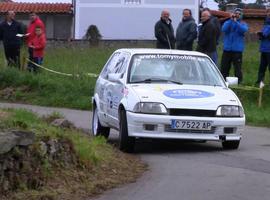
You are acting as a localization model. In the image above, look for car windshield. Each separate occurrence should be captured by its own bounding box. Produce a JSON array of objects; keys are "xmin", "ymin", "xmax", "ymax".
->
[{"xmin": 128, "ymin": 54, "xmax": 225, "ymax": 87}]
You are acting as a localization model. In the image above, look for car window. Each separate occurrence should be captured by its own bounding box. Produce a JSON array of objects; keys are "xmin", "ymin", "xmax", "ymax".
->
[
  {"xmin": 128, "ymin": 54, "xmax": 225, "ymax": 87},
  {"xmin": 100, "ymin": 52, "xmax": 121, "ymax": 79},
  {"xmin": 116, "ymin": 52, "xmax": 130, "ymax": 74}
]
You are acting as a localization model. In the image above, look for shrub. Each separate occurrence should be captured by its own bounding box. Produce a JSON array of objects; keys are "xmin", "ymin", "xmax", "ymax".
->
[{"xmin": 85, "ymin": 25, "xmax": 102, "ymax": 46}]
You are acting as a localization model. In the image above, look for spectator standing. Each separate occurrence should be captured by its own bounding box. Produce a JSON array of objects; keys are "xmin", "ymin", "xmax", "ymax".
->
[
  {"xmin": 197, "ymin": 10, "xmax": 217, "ymax": 60},
  {"xmin": 220, "ymin": 8, "xmax": 248, "ymax": 84},
  {"xmin": 27, "ymin": 12, "xmax": 45, "ymax": 71},
  {"xmin": 155, "ymin": 9, "xmax": 175, "ymax": 49},
  {"xmin": 255, "ymin": 10, "xmax": 270, "ymax": 86},
  {"xmin": 202, "ymin": 8, "xmax": 221, "ymax": 65},
  {"xmin": 29, "ymin": 26, "xmax": 46, "ymax": 73},
  {"xmin": 176, "ymin": 9, "xmax": 197, "ymax": 51},
  {"xmin": 0, "ymin": 11, "xmax": 23, "ymax": 68}
]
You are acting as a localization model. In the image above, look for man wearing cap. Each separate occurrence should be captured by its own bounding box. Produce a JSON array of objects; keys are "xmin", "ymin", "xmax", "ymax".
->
[
  {"xmin": 220, "ymin": 8, "xmax": 248, "ymax": 84},
  {"xmin": 154, "ymin": 9, "xmax": 175, "ymax": 49}
]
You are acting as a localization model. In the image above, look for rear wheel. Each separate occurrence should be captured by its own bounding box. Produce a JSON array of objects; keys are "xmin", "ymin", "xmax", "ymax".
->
[
  {"xmin": 119, "ymin": 109, "xmax": 135, "ymax": 153},
  {"xmin": 222, "ymin": 140, "xmax": 240, "ymax": 150},
  {"xmin": 92, "ymin": 104, "xmax": 110, "ymax": 139}
]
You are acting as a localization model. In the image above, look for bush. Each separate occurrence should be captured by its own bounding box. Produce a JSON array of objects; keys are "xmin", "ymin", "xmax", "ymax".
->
[{"xmin": 85, "ymin": 25, "xmax": 102, "ymax": 46}]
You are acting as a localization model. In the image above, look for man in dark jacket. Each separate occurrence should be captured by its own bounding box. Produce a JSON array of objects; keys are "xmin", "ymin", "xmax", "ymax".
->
[
  {"xmin": 197, "ymin": 10, "xmax": 217, "ymax": 60},
  {"xmin": 176, "ymin": 9, "xmax": 197, "ymax": 51},
  {"xmin": 220, "ymin": 8, "xmax": 248, "ymax": 84},
  {"xmin": 202, "ymin": 8, "xmax": 221, "ymax": 64},
  {"xmin": 0, "ymin": 11, "xmax": 23, "ymax": 68},
  {"xmin": 255, "ymin": 10, "xmax": 270, "ymax": 86},
  {"xmin": 155, "ymin": 9, "xmax": 175, "ymax": 49}
]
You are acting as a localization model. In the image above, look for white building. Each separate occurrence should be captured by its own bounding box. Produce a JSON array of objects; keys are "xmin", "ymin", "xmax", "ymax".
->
[{"xmin": 74, "ymin": 0, "xmax": 199, "ymax": 40}]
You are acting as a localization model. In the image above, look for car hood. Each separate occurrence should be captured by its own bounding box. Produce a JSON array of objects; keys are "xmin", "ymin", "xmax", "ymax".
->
[{"xmin": 130, "ymin": 84, "xmax": 239, "ymax": 110}]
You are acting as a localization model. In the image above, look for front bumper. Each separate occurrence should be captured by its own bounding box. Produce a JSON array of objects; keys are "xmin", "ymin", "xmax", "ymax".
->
[{"xmin": 126, "ymin": 111, "xmax": 245, "ymax": 141}]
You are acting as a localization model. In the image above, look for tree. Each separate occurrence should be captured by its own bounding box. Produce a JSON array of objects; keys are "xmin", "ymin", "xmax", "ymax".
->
[
  {"xmin": 243, "ymin": 0, "xmax": 267, "ymax": 9},
  {"xmin": 214, "ymin": 0, "xmax": 242, "ymax": 11},
  {"xmin": 256, "ymin": 0, "xmax": 267, "ymax": 5},
  {"xmin": 200, "ymin": 0, "xmax": 208, "ymax": 8},
  {"xmin": 255, "ymin": 0, "xmax": 270, "ymax": 7},
  {"xmin": 84, "ymin": 25, "xmax": 102, "ymax": 46}
]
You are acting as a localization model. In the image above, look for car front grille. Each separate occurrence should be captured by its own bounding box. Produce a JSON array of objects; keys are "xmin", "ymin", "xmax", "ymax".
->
[
  {"xmin": 168, "ymin": 109, "xmax": 216, "ymax": 117},
  {"xmin": 164, "ymin": 125, "xmax": 216, "ymax": 134}
]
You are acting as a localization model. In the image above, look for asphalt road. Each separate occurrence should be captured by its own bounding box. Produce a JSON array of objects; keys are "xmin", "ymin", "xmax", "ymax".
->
[{"xmin": 1, "ymin": 103, "xmax": 270, "ymax": 200}]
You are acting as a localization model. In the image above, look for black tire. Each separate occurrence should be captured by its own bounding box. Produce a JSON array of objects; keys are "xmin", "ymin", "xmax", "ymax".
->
[
  {"xmin": 222, "ymin": 140, "xmax": 240, "ymax": 150},
  {"xmin": 92, "ymin": 104, "xmax": 110, "ymax": 139},
  {"xmin": 119, "ymin": 109, "xmax": 135, "ymax": 153}
]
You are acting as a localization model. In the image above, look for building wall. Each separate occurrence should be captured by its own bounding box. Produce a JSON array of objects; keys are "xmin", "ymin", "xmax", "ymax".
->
[{"xmin": 75, "ymin": 0, "xmax": 199, "ymax": 40}]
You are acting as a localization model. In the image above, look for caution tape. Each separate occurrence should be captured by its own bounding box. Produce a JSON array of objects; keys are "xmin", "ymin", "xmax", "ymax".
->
[
  {"xmin": 25, "ymin": 59, "xmax": 269, "ymax": 91},
  {"xmin": 26, "ymin": 58, "xmax": 99, "ymax": 78}
]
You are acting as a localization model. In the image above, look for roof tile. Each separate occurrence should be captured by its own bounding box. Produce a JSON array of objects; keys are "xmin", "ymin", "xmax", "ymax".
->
[{"xmin": 0, "ymin": 2, "xmax": 72, "ymax": 14}]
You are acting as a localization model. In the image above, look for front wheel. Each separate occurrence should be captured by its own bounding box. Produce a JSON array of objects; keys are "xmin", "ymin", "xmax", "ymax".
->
[
  {"xmin": 222, "ymin": 140, "xmax": 240, "ymax": 150},
  {"xmin": 92, "ymin": 104, "xmax": 110, "ymax": 139},
  {"xmin": 119, "ymin": 109, "xmax": 135, "ymax": 153}
]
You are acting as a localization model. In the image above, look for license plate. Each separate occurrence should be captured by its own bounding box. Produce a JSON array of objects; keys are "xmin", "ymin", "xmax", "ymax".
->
[{"xmin": 171, "ymin": 120, "xmax": 212, "ymax": 130}]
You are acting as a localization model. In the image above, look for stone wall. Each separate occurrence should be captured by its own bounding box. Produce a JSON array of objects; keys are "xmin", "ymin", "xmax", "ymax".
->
[{"xmin": 0, "ymin": 130, "xmax": 77, "ymax": 194}]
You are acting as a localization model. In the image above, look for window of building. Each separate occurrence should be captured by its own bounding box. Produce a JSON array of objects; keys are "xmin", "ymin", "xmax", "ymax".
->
[{"xmin": 124, "ymin": 0, "xmax": 141, "ymax": 4}]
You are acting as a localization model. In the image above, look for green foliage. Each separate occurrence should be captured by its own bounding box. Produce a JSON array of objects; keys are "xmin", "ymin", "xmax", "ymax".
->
[
  {"xmin": 0, "ymin": 47, "xmax": 115, "ymax": 110},
  {"xmin": 85, "ymin": 25, "xmax": 102, "ymax": 46},
  {"xmin": 214, "ymin": 0, "xmax": 242, "ymax": 10},
  {"xmin": 0, "ymin": 108, "xmax": 42, "ymax": 130},
  {"xmin": 0, "ymin": 108, "xmax": 111, "ymax": 165},
  {"xmin": 67, "ymin": 134, "xmax": 112, "ymax": 166},
  {"xmin": 232, "ymin": 86, "xmax": 270, "ymax": 127}
]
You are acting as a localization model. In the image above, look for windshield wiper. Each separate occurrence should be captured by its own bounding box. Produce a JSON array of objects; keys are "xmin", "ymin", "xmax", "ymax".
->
[{"xmin": 132, "ymin": 78, "xmax": 182, "ymax": 85}]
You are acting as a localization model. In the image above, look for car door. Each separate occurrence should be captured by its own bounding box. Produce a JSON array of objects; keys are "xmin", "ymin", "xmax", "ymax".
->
[
  {"xmin": 97, "ymin": 52, "xmax": 121, "ymax": 125},
  {"xmin": 105, "ymin": 52, "xmax": 130, "ymax": 129}
]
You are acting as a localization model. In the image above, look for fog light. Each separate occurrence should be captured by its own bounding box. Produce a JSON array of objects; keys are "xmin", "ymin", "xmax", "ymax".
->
[
  {"xmin": 224, "ymin": 127, "xmax": 235, "ymax": 134},
  {"xmin": 144, "ymin": 124, "xmax": 156, "ymax": 131}
]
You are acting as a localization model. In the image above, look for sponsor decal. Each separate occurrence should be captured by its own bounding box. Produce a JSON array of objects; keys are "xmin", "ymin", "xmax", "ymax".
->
[
  {"xmin": 137, "ymin": 54, "xmax": 196, "ymax": 60},
  {"xmin": 163, "ymin": 89, "xmax": 214, "ymax": 99}
]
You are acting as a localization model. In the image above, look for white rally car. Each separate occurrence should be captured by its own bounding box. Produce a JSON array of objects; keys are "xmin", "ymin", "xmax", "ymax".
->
[{"xmin": 92, "ymin": 49, "xmax": 245, "ymax": 152}]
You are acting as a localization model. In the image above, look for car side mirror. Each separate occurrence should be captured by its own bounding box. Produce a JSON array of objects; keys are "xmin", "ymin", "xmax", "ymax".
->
[
  {"xmin": 226, "ymin": 77, "xmax": 238, "ymax": 86},
  {"xmin": 108, "ymin": 73, "xmax": 123, "ymax": 83}
]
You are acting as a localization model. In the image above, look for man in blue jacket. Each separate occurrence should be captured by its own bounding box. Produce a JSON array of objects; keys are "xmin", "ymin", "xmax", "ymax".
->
[
  {"xmin": 255, "ymin": 10, "xmax": 270, "ymax": 86},
  {"xmin": 220, "ymin": 8, "xmax": 248, "ymax": 84}
]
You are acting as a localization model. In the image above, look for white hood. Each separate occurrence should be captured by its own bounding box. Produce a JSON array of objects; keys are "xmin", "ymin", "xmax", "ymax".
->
[{"xmin": 130, "ymin": 84, "xmax": 239, "ymax": 110}]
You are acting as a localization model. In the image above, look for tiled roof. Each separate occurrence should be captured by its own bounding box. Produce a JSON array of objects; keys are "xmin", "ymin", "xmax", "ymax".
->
[
  {"xmin": 211, "ymin": 9, "xmax": 267, "ymax": 20},
  {"xmin": 0, "ymin": 2, "xmax": 72, "ymax": 14},
  {"xmin": 210, "ymin": 10, "xmax": 231, "ymax": 21},
  {"xmin": 243, "ymin": 9, "xmax": 267, "ymax": 18}
]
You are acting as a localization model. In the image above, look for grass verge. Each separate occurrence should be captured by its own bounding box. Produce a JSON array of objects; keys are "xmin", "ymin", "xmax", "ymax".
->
[{"xmin": 0, "ymin": 44, "xmax": 270, "ymax": 126}]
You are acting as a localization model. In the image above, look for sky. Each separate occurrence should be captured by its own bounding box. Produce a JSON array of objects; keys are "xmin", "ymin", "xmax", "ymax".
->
[{"xmin": 13, "ymin": 0, "xmax": 257, "ymax": 9}]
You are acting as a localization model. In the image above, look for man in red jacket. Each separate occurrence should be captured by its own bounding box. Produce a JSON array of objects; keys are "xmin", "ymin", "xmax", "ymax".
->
[
  {"xmin": 27, "ymin": 12, "xmax": 45, "ymax": 71},
  {"xmin": 29, "ymin": 26, "xmax": 46, "ymax": 73}
]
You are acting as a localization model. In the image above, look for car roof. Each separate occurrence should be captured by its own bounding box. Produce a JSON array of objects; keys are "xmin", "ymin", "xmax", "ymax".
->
[{"xmin": 116, "ymin": 48, "xmax": 209, "ymax": 57}]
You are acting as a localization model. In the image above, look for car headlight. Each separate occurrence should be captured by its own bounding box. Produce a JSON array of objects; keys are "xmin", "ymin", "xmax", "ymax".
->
[
  {"xmin": 133, "ymin": 102, "xmax": 168, "ymax": 115},
  {"xmin": 216, "ymin": 105, "xmax": 244, "ymax": 117}
]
